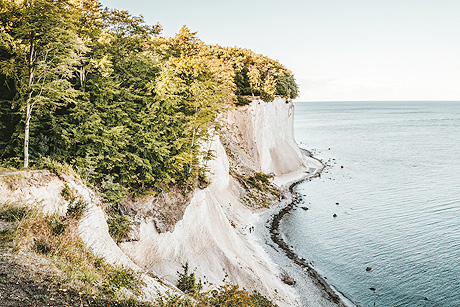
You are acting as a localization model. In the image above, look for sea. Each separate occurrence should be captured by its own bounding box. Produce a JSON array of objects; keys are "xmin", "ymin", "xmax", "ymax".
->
[{"xmin": 281, "ymin": 101, "xmax": 460, "ymax": 307}]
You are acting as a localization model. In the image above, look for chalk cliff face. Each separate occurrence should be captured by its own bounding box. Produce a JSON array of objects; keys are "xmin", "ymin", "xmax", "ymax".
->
[
  {"xmin": 225, "ymin": 97, "xmax": 307, "ymax": 176},
  {"xmin": 117, "ymin": 97, "xmax": 320, "ymax": 306},
  {"xmin": 0, "ymin": 97, "xmax": 321, "ymax": 306}
]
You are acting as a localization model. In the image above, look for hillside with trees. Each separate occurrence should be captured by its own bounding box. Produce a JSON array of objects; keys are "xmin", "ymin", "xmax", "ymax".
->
[{"xmin": 0, "ymin": 0, "xmax": 298, "ymax": 195}]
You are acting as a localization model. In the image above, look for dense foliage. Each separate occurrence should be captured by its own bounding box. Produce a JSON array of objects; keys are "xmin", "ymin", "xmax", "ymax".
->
[{"xmin": 0, "ymin": 0, "xmax": 298, "ymax": 193}]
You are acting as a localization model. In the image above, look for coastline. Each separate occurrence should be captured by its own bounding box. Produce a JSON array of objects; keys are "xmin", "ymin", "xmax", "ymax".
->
[{"xmin": 255, "ymin": 155, "xmax": 355, "ymax": 307}]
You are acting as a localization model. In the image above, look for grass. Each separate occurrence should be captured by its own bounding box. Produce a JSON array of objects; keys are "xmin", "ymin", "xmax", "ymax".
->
[
  {"xmin": 26, "ymin": 157, "xmax": 81, "ymax": 178},
  {"xmin": 0, "ymin": 202, "xmax": 28, "ymax": 222},
  {"xmin": 0, "ymin": 172, "xmax": 28, "ymax": 190},
  {"xmin": 0, "ymin": 199, "xmax": 143, "ymax": 301},
  {"xmin": 102, "ymin": 267, "xmax": 143, "ymax": 296}
]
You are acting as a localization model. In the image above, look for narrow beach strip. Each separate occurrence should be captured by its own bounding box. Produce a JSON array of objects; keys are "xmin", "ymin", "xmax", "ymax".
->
[{"xmin": 266, "ymin": 158, "xmax": 354, "ymax": 306}]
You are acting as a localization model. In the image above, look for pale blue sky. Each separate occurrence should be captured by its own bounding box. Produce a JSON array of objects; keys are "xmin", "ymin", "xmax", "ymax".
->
[{"xmin": 101, "ymin": 0, "xmax": 460, "ymax": 101}]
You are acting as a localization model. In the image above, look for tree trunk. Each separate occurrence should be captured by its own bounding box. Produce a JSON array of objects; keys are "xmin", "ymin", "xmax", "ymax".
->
[
  {"xmin": 24, "ymin": 39, "xmax": 35, "ymax": 168},
  {"xmin": 23, "ymin": 103, "xmax": 31, "ymax": 168},
  {"xmin": 188, "ymin": 105, "xmax": 199, "ymax": 174},
  {"xmin": 79, "ymin": 65, "xmax": 86, "ymax": 92}
]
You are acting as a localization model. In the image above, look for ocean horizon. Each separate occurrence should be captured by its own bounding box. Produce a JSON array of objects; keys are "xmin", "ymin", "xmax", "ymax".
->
[{"xmin": 283, "ymin": 101, "xmax": 460, "ymax": 306}]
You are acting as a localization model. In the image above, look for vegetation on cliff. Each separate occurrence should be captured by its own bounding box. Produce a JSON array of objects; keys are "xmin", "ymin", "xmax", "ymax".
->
[
  {"xmin": 0, "ymin": 0, "xmax": 298, "ymax": 195},
  {"xmin": 0, "ymin": 176, "xmax": 278, "ymax": 306}
]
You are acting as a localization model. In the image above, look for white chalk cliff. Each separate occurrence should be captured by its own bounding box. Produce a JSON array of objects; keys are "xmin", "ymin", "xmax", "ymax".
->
[{"xmin": 116, "ymin": 97, "xmax": 321, "ymax": 305}]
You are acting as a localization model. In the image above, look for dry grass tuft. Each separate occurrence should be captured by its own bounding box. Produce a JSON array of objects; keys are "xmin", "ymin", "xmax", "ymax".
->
[{"xmin": 0, "ymin": 200, "xmax": 143, "ymax": 300}]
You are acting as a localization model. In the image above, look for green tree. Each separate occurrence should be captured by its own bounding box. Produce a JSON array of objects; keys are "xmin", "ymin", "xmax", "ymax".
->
[
  {"xmin": 154, "ymin": 28, "xmax": 234, "ymax": 186},
  {"xmin": 0, "ymin": 0, "xmax": 84, "ymax": 168}
]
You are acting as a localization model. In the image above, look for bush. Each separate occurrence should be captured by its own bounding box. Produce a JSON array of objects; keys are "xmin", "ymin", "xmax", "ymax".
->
[
  {"xmin": 235, "ymin": 95, "xmax": 251, "ymax": 106},
  {"xmin": 102, "ymin": 267, "xmax": 142, "ymax": 296},
  {"xmin": 35, "ymin": 157, "xmax": 78, "ymax": 177},
  {"xmin": 155, "ymin": 292, "xmax": 194, "ymax": 307},
  {"xmin": 206, "ymin": 283, "xmax": 253, "ymax": 306},
  {"xmin": 177, "ymin": 263, "xmax": 202, "ymax": 295},
  {"xmin": 49, "ymin": 214, "xmax": 68, "ymax": 236},
  {"xmin": 174, "ymin": 263, "xmax": 278, "ymax": 306},
  {"xmin": 60, "ymin": 183, "xmax": 74, "ymax": 201},
  {"xmin": 247, "ymin": 172, "xmax": 272, "ymax": 190},
  {"xmin": 66, "ymin": 198, "xmax": 88, "ymax": 220},
  {"xmin": 250, "ymin": 291, "xmax": 278, "ymax": 307},
  {"xmin": 101, "ymin": 175, "xmax": 128, "ymax": 204},
  {"xmin": 34, "ymin": 238, "xmax": 53, "ymax": 254},
  {"xmin": 107, "ymin": 212, "xmax": 131, "ymax": 242},
  {"xmin": 0, "ymin": 157, "xmax": 22, "ymax": 169}
]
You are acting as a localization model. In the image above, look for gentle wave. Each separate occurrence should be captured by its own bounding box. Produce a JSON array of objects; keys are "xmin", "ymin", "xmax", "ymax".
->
[{"xmin": 283, "ymin": 101, "xmax": 460, "ymax": 307}]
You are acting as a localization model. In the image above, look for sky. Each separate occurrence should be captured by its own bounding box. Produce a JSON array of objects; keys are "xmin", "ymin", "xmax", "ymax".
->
[{"xmin": 100, "ymin": 0, "xmax": 460, "ymax": 102}]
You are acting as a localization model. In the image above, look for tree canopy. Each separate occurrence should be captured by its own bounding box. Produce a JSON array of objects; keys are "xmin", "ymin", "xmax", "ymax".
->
[{"xmin": 0, "ymin": 0, "xmax": 299, "ymax": 193}]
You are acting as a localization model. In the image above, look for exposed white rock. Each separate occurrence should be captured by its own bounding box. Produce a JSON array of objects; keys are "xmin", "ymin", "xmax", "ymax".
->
[
  {"xmin": 226, "ymin": 97, "xmax": 310, "ymax": 176},
  {"xmin": 119, "ymin": 97, "xmax": 323, "ymax": 306},
  {"xmin": 120, "ymin": 132, "xmax": 301, "ymax": 305}
]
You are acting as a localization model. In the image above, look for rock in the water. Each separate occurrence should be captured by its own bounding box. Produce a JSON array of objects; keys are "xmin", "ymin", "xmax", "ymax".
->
[
  {"xmin": 366, "ymin": 267, "xmax": 372, "ymax": 271},
  {"xmin": 281, "ymin": 273, "xmax": 296, "ymax": 286}
]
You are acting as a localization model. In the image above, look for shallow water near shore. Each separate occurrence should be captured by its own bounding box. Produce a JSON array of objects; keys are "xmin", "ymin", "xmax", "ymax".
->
[{"xmin": 281, "ymin": 101, "xmax": 460, "ymax": 306}]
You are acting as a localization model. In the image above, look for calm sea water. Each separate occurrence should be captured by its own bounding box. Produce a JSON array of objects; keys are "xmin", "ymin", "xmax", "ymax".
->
[{"xmin": 281, "ymin": 101, "xmax": 460, "ymax": 307}]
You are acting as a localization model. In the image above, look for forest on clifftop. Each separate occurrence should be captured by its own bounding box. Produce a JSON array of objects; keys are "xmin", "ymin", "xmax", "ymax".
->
[{"xmin": 0, "ymin": 0, "xmax": 298, "ymax": 195}]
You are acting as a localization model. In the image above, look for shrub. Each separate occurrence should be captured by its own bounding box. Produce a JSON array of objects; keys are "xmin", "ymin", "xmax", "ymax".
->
[
  {"xmin": 49, "ymin": 214, "xmax": 68, "ymax": 236},
  {"xmin": 33, "ymin": 238, "xmax": 53, "ymax": 254},
  {"xmin": 0, "ymin": 157, "xmax": 22, "ymax": 169},
  {"xmin": 155, "ymin": 292, "xmax": 194, "ymax": 307},
  {"xmin": 250, "ymin": 291, "xmax": 278, "ymax": 307},
  {"xmin": 177, "ymin": 263, "xmax": 202, "ymax": 295},
  {"xmin": 101, "ymin": 175, "xmax": 128, "ymax": 204},
  {"xmin": 102, "ymin": 267, "xmax": 142, "ymax": 296},
  {"xmin": 66, "ymin": 198, "xmax": 88, "ymax": 220},
  {"xmin": 206, "ymin": 283, "xmax": 253, "ymax": 307},
  {"xmin": 235, "ymin": 95, "xmax": 251, "ymax": 106},
  {"xmin": 107, "ymin": 212, "xmax": 131, "ymax": 242},
  {"xmin": 35, "ymin": 157, "xmax": 78, "ymax": 177},
  {"xmin": 60, "ymin": 183, "xmax": 74, "ymax": 201},
  {"xmin": 247, "ymin": 172, "xmax": 272, "ymax": 190}
]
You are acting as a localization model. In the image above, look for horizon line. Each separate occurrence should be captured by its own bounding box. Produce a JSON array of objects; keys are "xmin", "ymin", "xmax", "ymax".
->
[{"xmin": 294, "ymin": 100, "xmax": 460, "ymax": 103}]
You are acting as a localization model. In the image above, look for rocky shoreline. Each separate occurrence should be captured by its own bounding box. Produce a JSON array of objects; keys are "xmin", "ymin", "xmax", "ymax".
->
[{"xmin": 268, "ymin": 162, "xmax": 352, "ymax": 307}]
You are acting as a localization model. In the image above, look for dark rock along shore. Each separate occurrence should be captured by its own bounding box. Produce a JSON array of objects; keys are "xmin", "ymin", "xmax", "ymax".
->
[{"xmin": 268, "ymin": 168, "xmax": 349, "ymax": 307}]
